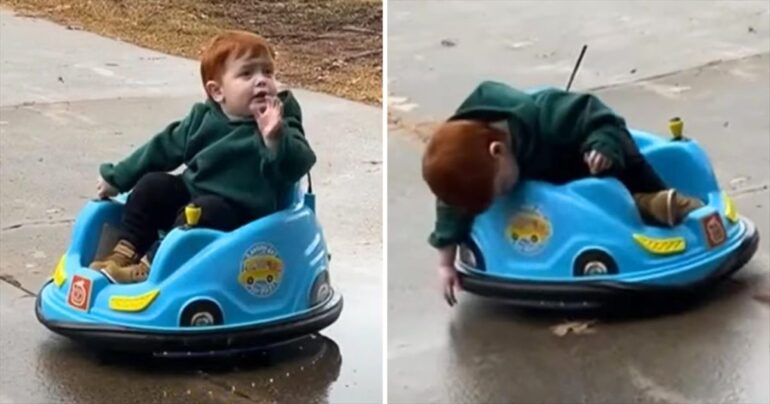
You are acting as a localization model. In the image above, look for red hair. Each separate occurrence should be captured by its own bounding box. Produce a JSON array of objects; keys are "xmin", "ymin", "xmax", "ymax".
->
[
  {"xmin": 422, "ymin": 120, "xmax": 506, "ymax": 214},
  {"xmin": 200, "ymin": 30, "xmax": 275, "ymax": 88}
]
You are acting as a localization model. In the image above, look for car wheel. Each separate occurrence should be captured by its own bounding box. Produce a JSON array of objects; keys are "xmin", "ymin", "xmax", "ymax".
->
[
  {"xmin": 180, "ymin": 300, "xmax": 223, "ymax": 327},
  {"xmin": 267, "ymin": 275, "xmax": 274, "ymax": 283},
  {"xmin": 530, "ymin": 234, "xmax": 539, "ymax": 243},
  {"xmin": 310, "ymin": 271, "xmax": 332, "ymax": 306},
  {"xmin": 573, "ymin": 249, "xmax": 618, "ymax": 276},
  {"xmin": 246, "ymin": 276, "xmax": 254, "ymax": 285}
]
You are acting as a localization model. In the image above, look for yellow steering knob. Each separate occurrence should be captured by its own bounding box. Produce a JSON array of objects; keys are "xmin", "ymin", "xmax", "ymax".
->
[
  {"xmin": 185, "ymin": 204, "xmax": 201, "ymax": 226},
  {"xmin": 669, "ymin": 117, "xmax": 683, "ymax": 140}
]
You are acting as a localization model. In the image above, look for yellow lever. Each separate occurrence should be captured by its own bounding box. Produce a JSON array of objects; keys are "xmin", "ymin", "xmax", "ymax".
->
[
  {"xmin": 185, "ymin": 204, "xmax": 201, "ymax": 227},
  {"xmin": 669, "ymin": 117, "xmax": 683, "ymax": 140}
]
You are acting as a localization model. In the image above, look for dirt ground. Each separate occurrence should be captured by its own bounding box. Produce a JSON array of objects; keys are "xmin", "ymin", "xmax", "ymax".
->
[{"xmin": 0, "ymin": 0, "xmax": 382, "ymax": 104}]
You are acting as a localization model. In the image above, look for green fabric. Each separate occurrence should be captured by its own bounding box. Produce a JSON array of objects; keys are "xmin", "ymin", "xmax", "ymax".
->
[
  {"xmin": 428, "ymin": 80, "xmax": 630, "ymax": 248},
  {"xmin": 100, "ymin": 90, "xmax": 316, "ymax": 219}
]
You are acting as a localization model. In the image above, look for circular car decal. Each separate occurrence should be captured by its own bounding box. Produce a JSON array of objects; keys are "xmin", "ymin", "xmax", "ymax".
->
[
  {"xmin": 239, "ymin": 243, "xmax": 284, "ymax": 297},
  {"xmin": 506, "ymin": 206, "xmax": 552, "ymax": 255}
]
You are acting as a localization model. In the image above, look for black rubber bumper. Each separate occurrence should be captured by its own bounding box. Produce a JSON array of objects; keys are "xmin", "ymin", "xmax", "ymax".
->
[
  {"xmin": 35, "ymin": 289, "xmax": 343, "ymax": 354},
  {"xmin": 458, "ymin": 218, "xmax": 760, "ymax": 309}
]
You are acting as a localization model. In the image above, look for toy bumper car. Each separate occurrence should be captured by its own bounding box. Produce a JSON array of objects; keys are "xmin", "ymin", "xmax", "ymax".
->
[
  {"xmin": 456, "ymin": 120, "xmax": 760, "ymax": 309},
  {"xmin": 35, "ymin": 179, "xmax": 342, "ymax": 353}
]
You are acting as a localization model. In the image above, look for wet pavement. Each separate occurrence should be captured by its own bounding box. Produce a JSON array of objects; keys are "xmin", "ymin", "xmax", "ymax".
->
[
  {"xmin": 388, "ymin": 2, "xmax": 770, "ymax": 403},
  {"xmin": 0, "ymin": 8, "xmax": 381, "ymax": 404}
]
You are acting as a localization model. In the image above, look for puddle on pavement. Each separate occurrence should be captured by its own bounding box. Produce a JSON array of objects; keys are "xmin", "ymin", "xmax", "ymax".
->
[
  {"xmin": 36, "ymin": 334, "xmax": 342, "ymax": 403},
  {"xmin": 25, "ymin": 278, "xmax": 381, "ymax": 403}
]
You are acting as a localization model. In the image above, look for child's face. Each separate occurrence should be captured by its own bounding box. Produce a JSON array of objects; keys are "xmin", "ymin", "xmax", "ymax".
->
[
  {"xmin": 490, "ymin": 140, "xmax": 519, "ymax": 197},
  {"xmin": 206, "ymin": 52, "xmax": 278, "ymax": 119}
]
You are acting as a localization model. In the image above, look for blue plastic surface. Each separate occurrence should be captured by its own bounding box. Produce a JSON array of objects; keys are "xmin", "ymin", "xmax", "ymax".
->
[
  {"xmin": 461, "ymin": 127, "xmax": 750, "ymax": 287},
  {"xmin": 38, "ymin": 183, "xmax": 334, "ymax": 332}
]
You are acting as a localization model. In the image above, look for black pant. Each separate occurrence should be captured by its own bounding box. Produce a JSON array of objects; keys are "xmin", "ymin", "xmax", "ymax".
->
[
  {"xmin": 120, "ymin": 172, "xmax": 249, "ymax": 260},
  {"xmin": 613, "ymin": 130, "xmax": 668, "ymax": 194},
  {"xmin": 551, "ymin": 130, "xmax": 668, "ymax": 194}
]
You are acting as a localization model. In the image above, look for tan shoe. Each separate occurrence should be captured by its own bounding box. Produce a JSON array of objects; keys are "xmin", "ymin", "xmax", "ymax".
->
[
  {"xmin": 674, "ymin": 191, "xmax": 706, "ymax": 221},
  {"xmin": 101, "ymin": 255, "xmax": 151, "ymax": 284},
  {"xmin": 89, "ymin": 240, "xmax": 139, "ymax": 273},
  {"xmin": 634, "ymin": 189, "xmax": 704, "ymax": 227}
]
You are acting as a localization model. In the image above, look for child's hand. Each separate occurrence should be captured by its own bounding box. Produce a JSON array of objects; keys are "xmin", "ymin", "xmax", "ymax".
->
[
  {"xmin": 438, "ymin": 263, "xmax": 461, "ymax": 306},
  {"xmin": 96, "ymin": 176, "xmax": 118, "ymax": 199},
  {"xmin": 584, "ymin": 150, "xmax": 612, "ymax": 174},
  {"xmin": 253, "ymin": 96, "xmax": 283, "ymax": 145}
]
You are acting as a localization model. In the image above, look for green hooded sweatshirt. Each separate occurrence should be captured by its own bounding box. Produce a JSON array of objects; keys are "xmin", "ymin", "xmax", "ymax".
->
[
  {"xmin": 100, "ymin": 90, "xmax": 316, "ymax": 219},
  {"xmin": 429, "ymin": 80, "xmax": 631, "ymax": 248}
]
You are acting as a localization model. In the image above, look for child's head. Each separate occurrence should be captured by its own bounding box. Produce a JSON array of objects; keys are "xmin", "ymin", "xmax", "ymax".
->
[
  {"xmin": 422, "ymin": 120, "xmax": 519, "ymax": 214},
  {"xmin": 200, "ymin": 30, "xmax": 278, "ymax": 119}
]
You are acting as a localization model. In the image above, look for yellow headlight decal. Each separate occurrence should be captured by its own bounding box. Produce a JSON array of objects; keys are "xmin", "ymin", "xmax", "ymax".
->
[
  {"xmin": 633, "ymin": 234, "xmax": 686, "ymax": 255},
  {"xmin": 109, "ymin": 289, "xmax": 160, "ymax": 312},
  {"xmin": 723, "ymin": 192, "xmax": 738, "ymax": 223},
  {"xmin": 52, "ymin": 255, "xmax": 67, "ymax": 288}
]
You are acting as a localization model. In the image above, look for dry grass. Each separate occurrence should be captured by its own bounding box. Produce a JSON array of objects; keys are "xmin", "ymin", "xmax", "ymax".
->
[{"xmin": 1, "ymin": 0, "xmax": 382, "ymax": 104}]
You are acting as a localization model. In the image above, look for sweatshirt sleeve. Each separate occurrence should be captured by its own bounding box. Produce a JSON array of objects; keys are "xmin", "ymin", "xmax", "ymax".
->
[
  {"xmin": 536, "ymin": 90, "xmax": 628, "ymax": 171},
  {"xmin": 261, "ymin": 91, "xmax": 317, "ymax": 185},
  {"xmin": 428, "ymin": 199, "xmax": 475, "ymax": 248},
  {"xmin": 99, "ymin": 104, "xmax": 203, "ymax": 192}
]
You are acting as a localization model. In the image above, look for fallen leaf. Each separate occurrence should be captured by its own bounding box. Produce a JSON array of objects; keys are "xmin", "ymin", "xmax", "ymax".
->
[
  {"xmin": 748, "ymin": 26, "xmax": 756, "ymax": 33},
  {"xmin": 550, "ymin": 320, "xmax": 597, "ymax": 336},
  {"xmin": 440, "ymin": 39, "xmax": 457, "ymax": 47}
]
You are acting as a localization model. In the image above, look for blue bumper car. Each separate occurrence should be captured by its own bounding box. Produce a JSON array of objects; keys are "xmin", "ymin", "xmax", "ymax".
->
[
  {"xmin": 35, "ymin": 177, "xmax": 342, "ymax": 353},
  {"xmin": 456, "ymin": 120, "xmax": 760, "ymax": 309}
]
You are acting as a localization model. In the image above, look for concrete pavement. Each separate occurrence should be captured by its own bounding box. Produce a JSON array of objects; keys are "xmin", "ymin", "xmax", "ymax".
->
[
  {"xmin": 388, "ymin": 1, "xmax": 770, "ymax": 403},
  {"xmin": 388, "ymin": 0, "xmax": 770, "ymax": 119},
  {"xmin": 0, "ymin": 8, "xmax": 382, "ymax": 404}
]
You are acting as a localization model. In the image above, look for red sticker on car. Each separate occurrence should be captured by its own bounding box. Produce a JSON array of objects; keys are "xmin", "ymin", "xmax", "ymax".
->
[
  {"xmin": 702, "ymin": 213, "xmax": 726, "ymax": 248},
  {"xmin": 67, "ymin": 275, "xmax": 92, "ymax": 312}
]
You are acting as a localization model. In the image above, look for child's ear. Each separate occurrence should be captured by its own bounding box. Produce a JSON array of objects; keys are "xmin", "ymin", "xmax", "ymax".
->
[
  {"xmin": 205, "ymin": 80, "xmax": 225, "ymax": 103},
  {"xmin": 489, "ymin": 141, "xmax": 505, "ymax": 158}
]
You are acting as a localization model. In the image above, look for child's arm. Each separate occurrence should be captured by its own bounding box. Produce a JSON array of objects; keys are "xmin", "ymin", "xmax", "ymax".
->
[
  {"xmin": 257, "ymin": 91, "xmax": 316, "ymax": 185},
  {"xmin": 437, "ymin": 244, "xmax": 460, "ymax": 306},
  {"xmin": 428, "ymin": 199, "xmax": 474, "ymax": 248},
  {"xmin": 430, "ymin": 199, "xmax": 474, "ymax": 307},
  {"xmin": 99, "ymin": 105, "xmax": 203, "ymax": 192},
  {"xmin": 535, "ymin": 90, "xmax": 628, "ymax": 172}
]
